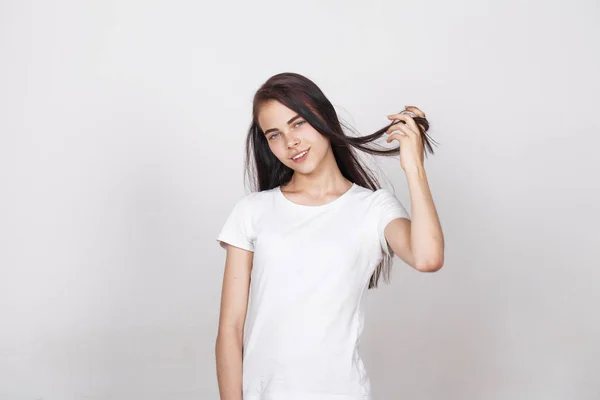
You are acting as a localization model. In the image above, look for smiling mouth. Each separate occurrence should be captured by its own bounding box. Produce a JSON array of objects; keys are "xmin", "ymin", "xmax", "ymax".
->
[{"xmin": 291, "ymin": 149, "xmax": 309, "ymax": 162}]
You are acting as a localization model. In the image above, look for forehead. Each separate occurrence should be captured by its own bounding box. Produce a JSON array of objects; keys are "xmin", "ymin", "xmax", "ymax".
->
[{"xmin": 257, "ymin": 101, "xmax": 297, "ymax": 130}]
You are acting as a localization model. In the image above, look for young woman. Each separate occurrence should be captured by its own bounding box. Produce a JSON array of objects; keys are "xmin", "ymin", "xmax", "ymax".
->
[{"xmin": 215, "ymin": 72, "xmax": 444, "ymax": 400}]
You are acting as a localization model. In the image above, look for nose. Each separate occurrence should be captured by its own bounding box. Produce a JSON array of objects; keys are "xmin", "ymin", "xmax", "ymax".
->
[{"xmin": 287, "ymin": 135, "xmax": 300, "ymax": 148}]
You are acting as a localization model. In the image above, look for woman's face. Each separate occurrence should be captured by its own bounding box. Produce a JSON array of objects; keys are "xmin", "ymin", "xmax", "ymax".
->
[{"xmin": 257, "ymin": 100, "xmax": 331, "ymax": 175}]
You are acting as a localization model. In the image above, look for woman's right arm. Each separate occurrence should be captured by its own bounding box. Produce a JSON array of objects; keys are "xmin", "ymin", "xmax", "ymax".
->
[{"xmin": 215, "ymin": 244, "xmax": 253, "ymax": 400}]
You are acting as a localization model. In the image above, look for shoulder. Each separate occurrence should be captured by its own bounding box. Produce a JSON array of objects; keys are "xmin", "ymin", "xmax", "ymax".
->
[
  {"xmin": 350, "ymin": 184, "xmax": 399, "ymax": 205},
  {"xmin": 228, "ymin": 187, "xmax": 278, "ymax": 215},
  {"xmin": 247, "ymin": 187, "xmax": 278, "ymax": 204},
  {"xmin": 351, "ymin": 184, "xmax": 410, "ymax": 220}
]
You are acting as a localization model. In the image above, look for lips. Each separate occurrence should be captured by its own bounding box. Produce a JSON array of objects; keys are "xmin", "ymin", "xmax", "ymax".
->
[{"xmin": 290, "ymin": 148, "xmax": 309, "ymax": 160}]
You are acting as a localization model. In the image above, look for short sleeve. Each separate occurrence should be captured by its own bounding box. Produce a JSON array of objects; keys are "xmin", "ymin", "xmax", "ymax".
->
[
  {"xmin": 373, "ymin": 188, "xmax": 411, "ymax": 257},
  {"xmin": 216, "ymin": 195, "xmax": 255, "ymax": 252}
]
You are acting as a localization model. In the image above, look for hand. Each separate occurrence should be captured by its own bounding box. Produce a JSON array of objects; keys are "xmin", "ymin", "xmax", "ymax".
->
[{"xmin": 385, "ymin": 105, "xmax": 426, "ymax": 171}]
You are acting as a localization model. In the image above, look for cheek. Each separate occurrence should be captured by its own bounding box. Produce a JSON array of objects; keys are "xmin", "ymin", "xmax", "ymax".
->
[
  {"xmin": 268, "ymin": 142, "xmax": 288, "ymax": 162},
  {"xmin": 311, "ymin": 132, "xmax": 330, "ymax": 153}
]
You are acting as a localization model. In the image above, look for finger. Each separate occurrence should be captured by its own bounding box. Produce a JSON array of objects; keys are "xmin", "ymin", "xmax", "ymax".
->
[
  {"xmin": 386, "ymin": 131, "xmax": 405, "ymax": 143},
  {"xmin": 389, "ymin": 129, "xmax": 406, "ymax": 136},
  {"xmin": 385, "ymin": 127, "xmax": 412, "ymax": 143},
  {"xmin": 404, "ymin": 105, "xmax": 426, "ymax": 118},
  {"xmin": 386, "ymin": 114, "xmax": 419, "ymax": 135},
  {"xmin": 387, "ymin": 121, "xmax": 417, "ymax": 137},
  {"xmin": 386, "ymin": 121, "xmax": 413, "ymax": 135}
]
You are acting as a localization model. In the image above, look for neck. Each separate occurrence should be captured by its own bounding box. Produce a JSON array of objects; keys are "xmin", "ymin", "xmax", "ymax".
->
[{"xmin": 285, "ymin": 147, "xmax": 351, "ymax": 195}]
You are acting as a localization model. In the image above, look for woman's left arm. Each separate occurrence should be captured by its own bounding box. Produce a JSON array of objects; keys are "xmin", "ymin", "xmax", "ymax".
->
[{"xmin": 383, "ymin": 106, "xmax": 445, "ymax": 272}]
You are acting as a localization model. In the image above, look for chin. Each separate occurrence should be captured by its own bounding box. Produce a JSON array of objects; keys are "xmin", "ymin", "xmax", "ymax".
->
[{"xmin": 287, "ymin": 163, "xmax": 313, "ymax": 173}]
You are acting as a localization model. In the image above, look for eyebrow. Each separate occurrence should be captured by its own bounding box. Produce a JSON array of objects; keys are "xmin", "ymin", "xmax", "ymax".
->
[{"xmin": 263, "ymin": 114, "xmax": 302, "ymax": 135}]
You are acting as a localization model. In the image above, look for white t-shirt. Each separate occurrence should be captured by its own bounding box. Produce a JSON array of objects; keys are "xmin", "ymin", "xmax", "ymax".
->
[{"xmin": 216, "ymin": 183, "xmax": 410, "ymax": 400}]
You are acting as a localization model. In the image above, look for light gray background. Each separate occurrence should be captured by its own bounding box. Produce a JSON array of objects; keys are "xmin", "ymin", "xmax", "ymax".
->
[{"xmin": 1, "ymin": 0, "xmax": 599, "ymax": 399}]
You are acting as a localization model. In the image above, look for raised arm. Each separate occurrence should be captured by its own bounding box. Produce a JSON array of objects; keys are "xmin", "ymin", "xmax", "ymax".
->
[
  {"xmin": 384, "ymin": 106, "xmax": 444, "ymax": 272},
  {"xmin": 215, "ymin": 244, "xmax": 253, "ymax": 400}
]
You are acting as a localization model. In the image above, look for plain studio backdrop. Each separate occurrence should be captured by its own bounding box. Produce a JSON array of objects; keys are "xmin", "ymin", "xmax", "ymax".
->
[{"xmin": 1, "ymin": 0, "xmax": 599, "ymax": 399}]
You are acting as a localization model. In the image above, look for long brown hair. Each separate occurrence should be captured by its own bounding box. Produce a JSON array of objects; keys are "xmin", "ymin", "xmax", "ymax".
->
[{"xmin": 244, "ymin": 72, "xmax": 437, "ymax": 288}]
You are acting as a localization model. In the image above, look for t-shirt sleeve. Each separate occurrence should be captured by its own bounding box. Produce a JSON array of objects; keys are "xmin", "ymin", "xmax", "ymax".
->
[
  {"xmin": 373, "ymin": 188, "xmax": 411, "ymax": 257},
  {"xmin": 216, "ymin": 195, "xmax": 255, "ymax": 252}
]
